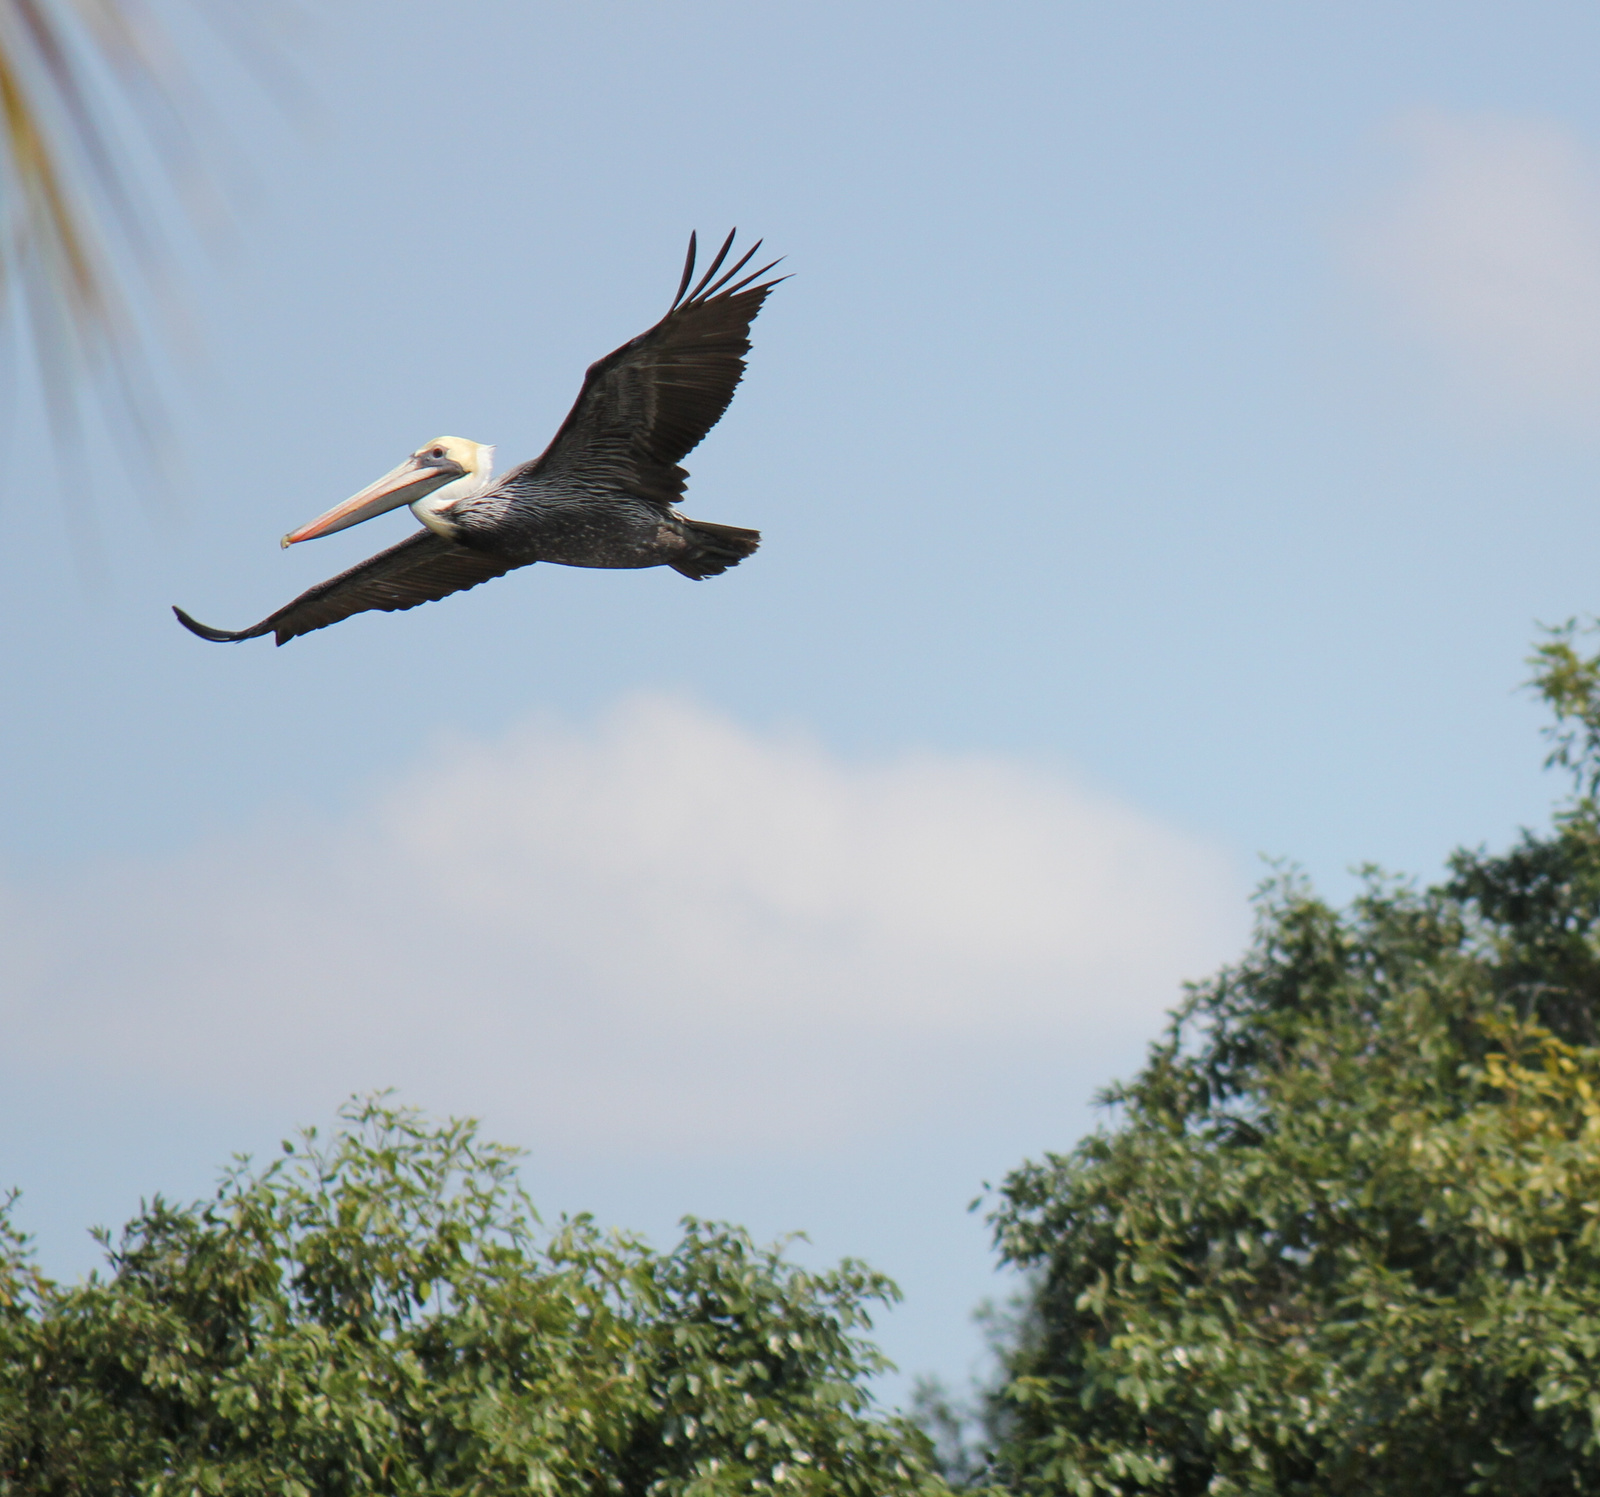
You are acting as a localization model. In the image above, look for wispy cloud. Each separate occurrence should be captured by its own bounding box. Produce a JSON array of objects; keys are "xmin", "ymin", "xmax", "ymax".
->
[
  {"xmin": 1345, "ymin": 110, "xmax": 1600, "ymax": 419},
  {"xmin": 2, "ymin": 696, "xmax": 1245, "ymax": 1157}
]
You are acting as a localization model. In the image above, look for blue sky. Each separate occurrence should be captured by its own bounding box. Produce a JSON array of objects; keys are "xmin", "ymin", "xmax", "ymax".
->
[{"xmin": 7, "ymin": 0, "xmax": 1600, "ymax": 1401}]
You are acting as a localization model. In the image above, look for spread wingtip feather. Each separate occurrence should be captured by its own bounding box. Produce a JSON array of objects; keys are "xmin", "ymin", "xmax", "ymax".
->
[{"xmin": 173, "ymin": 605, "xmax": 259, "ymax": 643}]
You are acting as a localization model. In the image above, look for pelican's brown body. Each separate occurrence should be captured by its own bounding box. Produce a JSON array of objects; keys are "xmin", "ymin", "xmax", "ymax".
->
[
  {"xmin": 175, "ymin": 231, "xmax": 780, "ymax": 646},
  {"xmin": 451, "ymin": 489, "xmax": 759, "ymax": 578}
]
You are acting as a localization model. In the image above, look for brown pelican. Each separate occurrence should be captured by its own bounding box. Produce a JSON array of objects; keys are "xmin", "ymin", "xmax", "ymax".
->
[{"xmin": 174, "ymin": 230, "xmax": 781, "ymax": 646}]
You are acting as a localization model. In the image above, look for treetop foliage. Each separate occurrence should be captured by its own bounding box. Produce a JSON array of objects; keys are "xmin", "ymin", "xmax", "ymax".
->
[
  {"xmin": 0, "ymin": 1097, "xmax": 949, "ymax": 1497},
  {"xmin": 981, "ymin": 624, "xmax": 1600, "ymax": 1495},
  {"xmin": 22, "ymin": 631, "xmax": 1600, "ymax": 1494}
]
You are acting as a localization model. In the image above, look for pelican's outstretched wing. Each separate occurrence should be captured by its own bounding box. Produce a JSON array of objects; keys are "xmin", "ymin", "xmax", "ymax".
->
[
  {"xmin": 174, "ymin": 530, "xmax": 521, "ymax": 646},
  {"xmin": 498, "ymin": 229, "xmax": 785, "ymax": 510}
]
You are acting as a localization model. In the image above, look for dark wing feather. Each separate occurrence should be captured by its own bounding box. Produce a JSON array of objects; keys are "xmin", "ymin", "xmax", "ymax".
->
[
  {"xmin": 173, "ymin": 530, "xmax": 522, "ymax": 646},
  {"xmin": 501, "ymin": 229, "xmax": 785, "ymax": 510}
]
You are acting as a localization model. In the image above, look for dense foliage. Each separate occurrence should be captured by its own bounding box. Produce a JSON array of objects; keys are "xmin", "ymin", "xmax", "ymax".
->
[
  {"xmin": 0, "ymin": 1099, "xmax": 947, "ymax": 1496},
  {"xmin": 982, "ymin": 627, "xmax": 1600, "ymax": 1495},
  {"xmin": 24, "ymin": 641, "xmax": 1600, "ymax": 1496}
]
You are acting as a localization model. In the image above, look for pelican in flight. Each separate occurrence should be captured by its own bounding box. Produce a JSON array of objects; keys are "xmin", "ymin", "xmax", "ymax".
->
[{"xmin": 174, "ymin": 230, "xmax": 782, "ymax": 646}]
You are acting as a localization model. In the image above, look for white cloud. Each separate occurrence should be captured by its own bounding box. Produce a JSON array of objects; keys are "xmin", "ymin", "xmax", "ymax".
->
[
  {"xmin": 2, "ymin": 696, "xmax": 1245, "ymax": 1155},
  {"xmin": 1346, "ymin": 110, "xmax": 1600, "ymax": 415}
]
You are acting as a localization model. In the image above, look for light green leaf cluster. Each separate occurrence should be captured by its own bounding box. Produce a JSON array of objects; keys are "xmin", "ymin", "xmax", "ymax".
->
[
  {"xmin": 984, "ymin": 629, "xmax": 1600, "ymax": 1495},
  {"xmin": 0, "ymin": 1098, "xmax": 949, "ymax": 1496}
]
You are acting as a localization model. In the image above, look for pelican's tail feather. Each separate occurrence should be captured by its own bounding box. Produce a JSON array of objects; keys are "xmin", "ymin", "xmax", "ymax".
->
[{"xmin": 672, "ymin": 519, "xmax": 761, "ymax": 580}]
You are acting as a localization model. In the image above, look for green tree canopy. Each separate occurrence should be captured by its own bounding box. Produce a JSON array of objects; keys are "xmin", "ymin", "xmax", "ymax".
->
[
  {"xmin": 984, "ymin": 626, "xmax": 1600, "ymax": 1495},
  {"xmin": 0, "ymin": 1098, "xmax": 947, "ymax": 1496}
]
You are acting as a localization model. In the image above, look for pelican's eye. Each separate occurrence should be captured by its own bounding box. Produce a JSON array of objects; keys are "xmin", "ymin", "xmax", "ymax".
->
[{"xmin": 430, "ymin": 446, "xmax": 446, "ymax": 459}]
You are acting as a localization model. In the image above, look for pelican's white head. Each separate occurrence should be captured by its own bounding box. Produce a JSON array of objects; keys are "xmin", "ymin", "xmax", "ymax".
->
[
  {"xmin": 280, "ymin": 435, "xmax": 498, "ymax": 547},
  {"xmin": 407, "ymin": 436, "xmax": 496, "ymax": 538}
]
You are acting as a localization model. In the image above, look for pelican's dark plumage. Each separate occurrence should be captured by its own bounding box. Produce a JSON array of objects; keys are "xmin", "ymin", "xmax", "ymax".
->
[{"xmin": 174, "ymin": 230, "xmax": 782, "ymax": 646}]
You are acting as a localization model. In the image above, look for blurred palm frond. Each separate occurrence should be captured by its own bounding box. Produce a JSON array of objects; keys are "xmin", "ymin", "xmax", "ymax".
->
[
  {"xmin": 0, "ymin": 0, "xmax": 273, "ymax": 534},
  {"xmin": 0, "ymin": 0, "xmax": 176, "ymax": 374}
]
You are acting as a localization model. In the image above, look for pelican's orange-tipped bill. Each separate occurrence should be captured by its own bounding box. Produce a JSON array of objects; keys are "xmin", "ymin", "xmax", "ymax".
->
[{"xmin": 281, "ymin": 451, "xmax": 467, "ymax": 548}]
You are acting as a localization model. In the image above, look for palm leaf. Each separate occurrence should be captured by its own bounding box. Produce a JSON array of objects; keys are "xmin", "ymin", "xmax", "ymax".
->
[{"xmin": 0, "ymin": 0, "xmax": 250, "ymax": 528}]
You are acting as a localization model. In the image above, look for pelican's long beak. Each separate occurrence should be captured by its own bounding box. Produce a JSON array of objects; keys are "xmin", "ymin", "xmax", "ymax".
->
[{"xmin": 280, "ymin": 454, "xmax": 467, "ymax": 547}]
